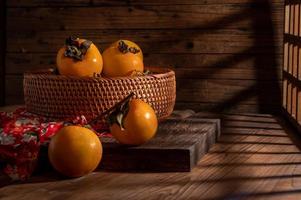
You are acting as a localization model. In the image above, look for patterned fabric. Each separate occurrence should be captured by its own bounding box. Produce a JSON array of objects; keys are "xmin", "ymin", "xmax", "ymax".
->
[{"xmin": 0, "ymin": 108, "xmax": 110, "ymax": 181}]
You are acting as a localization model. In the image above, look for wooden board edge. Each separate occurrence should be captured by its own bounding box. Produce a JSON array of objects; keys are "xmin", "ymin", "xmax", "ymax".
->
[
  {"xmin": 100, "ymin": 148, "xmax": 194, "ymax": 172},
  {"xmin": 38, "ymin": 138, "xmax": 195, "ymax": 172}
]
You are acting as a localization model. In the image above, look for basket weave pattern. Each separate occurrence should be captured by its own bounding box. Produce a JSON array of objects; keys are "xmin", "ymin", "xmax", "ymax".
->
[{"xmin": 24, "ymin": 68, "xmax": 176, "ymax": 121}]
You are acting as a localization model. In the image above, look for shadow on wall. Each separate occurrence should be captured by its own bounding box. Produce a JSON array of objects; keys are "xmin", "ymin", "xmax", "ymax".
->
[{"xmin": 174, "ymin": 0, "xmax": 282, "ymax": 113}]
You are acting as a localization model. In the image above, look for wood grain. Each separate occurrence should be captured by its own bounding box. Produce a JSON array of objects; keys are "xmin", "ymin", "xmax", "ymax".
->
[
  {"xmin": 6, "ymin": 5, "xmax": 283, "ymax": 31},
  {"xmin": 176, "ymin": 79, "xmax": 281, "ymax": 104},
  {"xmin": 0, "ymin": 0, "xmax": 5, "ymax": 106},
  {"xmin": 175, "ymin": 102, "xmax": 280, "ymax": 114},
  {"xmin": 5, "ymin": 53, "xmax": 282, "ymax": 77},
  {"xmin": 100, "ymin": 118, "xmax": 220, "ymax": 172},
  {"xmin": 7, "ymin": 0, "xmax": 284, "ymax": 7},
  {"xmin": 6, "ymin": 29, "xmax": 283, "ymax": 54},
  {"xmin": 1, "ymin": 113, "xmax": 301, "ymax": 200}
]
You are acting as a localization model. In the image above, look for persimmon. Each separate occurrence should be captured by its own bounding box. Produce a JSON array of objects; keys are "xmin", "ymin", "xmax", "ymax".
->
[
  {"xmin": 48, "ymin": 126, "xmax": 102, "ymax": 178},
  {"xmin": 102, "ymin": 40, "xmax": 144, "ymax": 77},
  {"xmin": 56, "ymin": 37, "xmax": 103, "ymax": 77},
  {"xmin": 110, "ymin": 39, "xmax": 143, "ymax": 61},
  {"xmin": 109, "ymin": 98, "xmax": 158, "ymax": 146}
]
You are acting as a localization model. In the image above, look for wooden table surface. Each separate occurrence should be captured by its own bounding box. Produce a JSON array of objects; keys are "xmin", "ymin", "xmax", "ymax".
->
[{"xmin": 1, "ymin": 107, "xmax": 301, "ymax": 200}]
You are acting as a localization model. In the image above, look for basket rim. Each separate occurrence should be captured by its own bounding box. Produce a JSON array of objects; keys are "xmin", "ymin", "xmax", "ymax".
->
[{"xmin": 24, "ymin": 67, "xmax": 175, "ymax": 81}]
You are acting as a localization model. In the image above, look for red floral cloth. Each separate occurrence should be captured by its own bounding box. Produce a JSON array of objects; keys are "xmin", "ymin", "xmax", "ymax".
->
[{"xmin": 0, "ymin": 108, "xmax": 110, "ymax": 181}]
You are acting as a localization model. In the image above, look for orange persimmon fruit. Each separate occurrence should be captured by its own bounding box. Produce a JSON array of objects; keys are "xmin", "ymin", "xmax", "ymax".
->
[
  {"xmin": 110, "ymin": 39, "xmax": 143, "ymax": 61},
  {"xmin": 102, "ymin": 40, "xmax": 144, "ymax": 77},
  {"xmin": 56, "ymin": 37, "xmax": 103, "ymax": 77},
  {"xmin": 48, "ymin": 126, "xmax": 102, "ymax": 178},
  {"xmin": 109, "ymin": 99, "xmax": 158, "ymax": 146}
]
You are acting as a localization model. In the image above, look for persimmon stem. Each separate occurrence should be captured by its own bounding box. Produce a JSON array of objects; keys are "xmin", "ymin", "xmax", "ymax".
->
[
  {"xmin": 118, "ymin": 40, "xmax": 140, "ymax": 54},
  {"xmin": 64, "ymin": 36, "xmax": 92, "ymax": 61},
  {"xmin": 88, "ymin": 92, "xmax": 135, "ymax": 125}
]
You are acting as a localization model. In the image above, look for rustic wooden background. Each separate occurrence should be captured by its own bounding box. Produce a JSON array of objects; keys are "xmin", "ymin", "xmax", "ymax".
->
[
  {"xmin": 1, "ymin": 0, "xmax": 283, "ymax": 113},
  {"xmin": 0, "ymin": 0, "xmax": 5, "ymax": 106}
]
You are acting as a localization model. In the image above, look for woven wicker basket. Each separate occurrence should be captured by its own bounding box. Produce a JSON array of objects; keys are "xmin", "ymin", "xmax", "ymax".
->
[{"xmin": 23, "ymin": 67, "xmax": 176, "ymax": 121}]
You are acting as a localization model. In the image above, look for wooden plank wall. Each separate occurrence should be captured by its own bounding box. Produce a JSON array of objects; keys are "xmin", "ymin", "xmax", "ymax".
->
[
  {"xmin": 0, "ymin": 0, "xmax": 5, "ymax": 106},
  {"xmin": 4, "ymin": 0, "xmax": 284, "ymax": 113}
]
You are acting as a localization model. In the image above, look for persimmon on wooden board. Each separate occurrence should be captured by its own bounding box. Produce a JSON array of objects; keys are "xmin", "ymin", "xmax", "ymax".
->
[{"xmin": 109, "ymin": 99, "xmax": 158, "ymax": 146}]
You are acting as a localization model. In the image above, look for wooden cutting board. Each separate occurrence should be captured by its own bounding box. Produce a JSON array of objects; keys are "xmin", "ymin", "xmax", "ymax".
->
[
  {"xmin": 36, "ymin": 111, "xmax": 220, "ymax": 172},
  {"xmin": 99, "ymin": 117, "xmax": 220, "ymax": 172}
]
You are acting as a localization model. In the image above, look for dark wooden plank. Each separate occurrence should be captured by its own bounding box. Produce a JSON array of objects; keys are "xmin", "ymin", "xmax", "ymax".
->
[
  {"xmin": 99, "ymin": 118, "xmax": 220, "ymax": 171},
  {"xmin": 173, "ymin": 67, "xmax": 281, "ymax": 80},
  {"xmin": 5, "ymin": 53, "xmax": 282, "ymax": 81},
  {"xmin": 5, "ymin": 75, "xmax": 24, "ymax": 97},
  {"xmin": 6, "ymin": 52, "xmax": 283, "ymax": 70},
  {"xmin": 7, "ymin": 0, "xmax": 284, "ymax": 7},
  {"xmin": 175, "ymin": 102, "xmax": 280, "ymax": 113},
  {"xmin": 4, "ymin": 97, "xmax": 23, "ymax": 106},
  {"xmin": 6, "ymin": 29, "xmax": 283, "ymax": 54},
  {"xmin": 5, "ymin": 75, "xmax": 24, "ymax": 105},
  {"xmin": 176, "ymin": 79, "xmax": 281, "ymax": 104},
  {"xmin": 286, "ymin": 0, "xmax": 301, "ymax": 5},
  {"xmin": 222, "ymin": 119, "xmax": 283, "ymax": 130},
  {"xmin": 6, "ymin": 5, "xmax": 283, "ymax": 31},
  {"xmin": 0, "ymin": 0, "xmax": 5, "ymax": 106}
]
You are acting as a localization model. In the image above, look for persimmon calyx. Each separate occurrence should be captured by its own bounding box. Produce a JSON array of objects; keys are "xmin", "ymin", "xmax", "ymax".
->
[
  {"xmin": 108, "ymin": 99, "xmax": 130, "ymax": 130},
  {"xmin": 118, "ymin": 40, "xmax": 140, "ymax": 54},
  {"xmin": 108, "ymin": 93, "xmax": 135, "ymax": 130},
  {"xmin": 64, "ymin": 36, "xmax": 92, "ymax": 61}
]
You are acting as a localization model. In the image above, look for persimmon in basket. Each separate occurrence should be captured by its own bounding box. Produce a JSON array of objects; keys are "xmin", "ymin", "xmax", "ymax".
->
[
  {"xmin": 56, "ymin": 37, "xmax": 103, "ymax": 77},
  {"xmin": 48, "ymin": 126, "xmax": 102, "ymax": 177},
  {"xmin": 110, "ymin": 39, "xmax": 143, "ymax": 61},
  {"xmin": 102, "ymin": 40, "xmax": 144, "ymax": 77}
]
